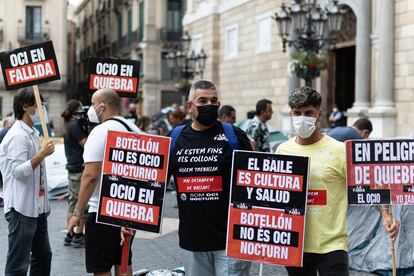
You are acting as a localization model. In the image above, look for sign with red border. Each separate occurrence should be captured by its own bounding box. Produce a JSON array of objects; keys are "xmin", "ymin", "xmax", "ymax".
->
[
  {"xmin": 226, "ymin": 150, "xmax": 309, "ymax": 267},
  {"xmin": 346, "ymin": 139, "xmax": 414, "ymax": 205},
  {"xmin": 88, "ymin": 57, "xmax": 140, "ymax": 98},
  {"xmin": 97, "ymin": 130, "xmax": 171, "ymax": 233},
  {"xmin": 0, "ymin": 41, "xmax": 60, "ymax": 90}
]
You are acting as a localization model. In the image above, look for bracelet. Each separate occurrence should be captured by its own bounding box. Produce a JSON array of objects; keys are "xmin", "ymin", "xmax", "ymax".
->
[{"xmin": 73, "ymin": 209, "xmax": 82, "ymax": 218}]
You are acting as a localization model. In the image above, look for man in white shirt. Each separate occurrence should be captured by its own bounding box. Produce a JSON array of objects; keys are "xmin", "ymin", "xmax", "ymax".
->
[
  {"xmin": 0, "ymin": 87, "xmax": 55, "ymax": 276},
  {"xmin": 68, "ymin": 88, "xmax": 141, "ymax": 276}
]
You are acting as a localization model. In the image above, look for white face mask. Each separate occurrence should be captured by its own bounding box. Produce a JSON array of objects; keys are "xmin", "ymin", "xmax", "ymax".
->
[
  {"xmin": 87, "ymin": 105, "xmax": 102, "ymax": 124},
  {"xmin": 292, "ymin": 116, "xmax": 317, "ymax": 138}
]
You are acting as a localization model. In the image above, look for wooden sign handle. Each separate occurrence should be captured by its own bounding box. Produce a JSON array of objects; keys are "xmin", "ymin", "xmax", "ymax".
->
[
  {"xmin": 33, "ymin": 85, "xmax": 49, "ymax": 140},
  {"xmin": 389, "ymin": 206, "xmax": 397, "ymax": 276},
  {"xmin": 120, "ymin": 232, "xmax": 131, "ymax": 276}
]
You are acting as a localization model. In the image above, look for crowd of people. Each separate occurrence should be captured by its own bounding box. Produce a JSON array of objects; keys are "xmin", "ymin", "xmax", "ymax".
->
[{"xmin": 0, "ymin": 81, "xmax": 408, "ymax": 276}]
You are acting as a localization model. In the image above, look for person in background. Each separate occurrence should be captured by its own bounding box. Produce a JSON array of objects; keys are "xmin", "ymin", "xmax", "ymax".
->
[
  {"xmin": 246, "ymin": 99, "xmax": 273, "ymax": 152},
  {"xmin": 0, "ymin": 87, "xmax": 55, "ymax": 275},
  {"xmin": 136, "ymin": 116, "xmax": 151, "ymax": 132},
  {"xmin": 276, "ymin": 87, "xmax": 399, "ymax": 276},
  {"xmin": 125, "ymin": 102, "xmax": 137, "ymax": 125},
  {"xmin": 218, "ymin": 105, "xmax": 236, "ymax": 124},
  {"xmin": 328, "ymin": 104, "xmax": 346, "ymax": 128},
  {"xmin": 61, "ymin": 99, "xmax": 88, "ymax": 247},
  {"xmin": 326, "ymin": 117, "xmax": 372, "ymax": 142}
]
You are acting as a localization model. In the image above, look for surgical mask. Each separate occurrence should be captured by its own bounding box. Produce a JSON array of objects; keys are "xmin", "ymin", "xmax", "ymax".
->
[
  {"xmin": 29, "ymin": 110, "xmax": 41, "ymax": 125},
  {"xmin": 195, "ymin": 105, "xmax": 219, "ymax": 126},
  {"xmin": 87, "ymin": 105, "xmax": 102, "ymax": 124},
  {"xmin": 292, "ymin": 116, "xmax": 317, "ymax": 138}
]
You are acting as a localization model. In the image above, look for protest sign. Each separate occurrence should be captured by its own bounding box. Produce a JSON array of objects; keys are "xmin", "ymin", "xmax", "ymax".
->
[
  {"xmin": 226, "ymin": 150, "xmax": 309, "ymax": 267},
  {"xmin": 0, "ymin": 41, "xmax": 61, "ymax": 139},
  {"xmin": 97, "ymin": 130, "xmax": 171, "ymax": 233},
  {"xmin": 88, "ymin": 57, "xmax": 140, "ymax": 98},
  {"xmin": 346, "ymin": 139, "xmax": 414, "ymax": 205},
  {"xmin": 0, "ymin": 41, "xmax": 60, "ymax": 90}
]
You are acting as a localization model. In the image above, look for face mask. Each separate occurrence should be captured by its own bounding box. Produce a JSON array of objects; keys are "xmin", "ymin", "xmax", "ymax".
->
[
  {"xmin": 195, "ymin": 105, "xmax": 219, "ymax": 126},
  {"xmin": 292, "ymin": 116, "xmax": 317, "ymax": 138},
  {"xmin": 87, "ymin": 104, "xmax": 102, "ymax": 124},
  {"xmin": 29, "ymin": 110, "xmax": 41, "ymax": 125}
]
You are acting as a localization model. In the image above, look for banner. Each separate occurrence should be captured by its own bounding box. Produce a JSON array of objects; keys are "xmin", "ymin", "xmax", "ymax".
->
[
  {"xmin": 226, "ymin": 150, "xmax": 309, "ymax": 267},
  {"xmin": 88, "ymin": 57, "xmax": 140, "ymax": 98},
  {"xmin": 0, "ymin": 41, "xmax": 60, "ymax": 90},
  {"xmin": 346, "ymin": 139, "xmax": 414, "ymax": 205},
  {"xmin": 97, "ymin": 130, "xmax": 171, "ymax": 233}
]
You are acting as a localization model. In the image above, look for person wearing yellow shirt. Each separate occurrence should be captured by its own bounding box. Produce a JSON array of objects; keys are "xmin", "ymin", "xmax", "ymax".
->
[{"xmin": 276, "ymin": 86, "xmax": 399, "ymax": 276}]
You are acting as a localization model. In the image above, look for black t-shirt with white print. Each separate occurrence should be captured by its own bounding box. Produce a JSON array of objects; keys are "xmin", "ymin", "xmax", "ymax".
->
[{"xmin": 170, "ymin": 121, "xmax": 252, "ymax": 251}]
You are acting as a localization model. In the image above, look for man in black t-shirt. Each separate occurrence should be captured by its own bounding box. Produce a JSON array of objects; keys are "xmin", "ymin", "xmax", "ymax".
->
[{"xmin": 169, "ymin": 80, "xmax": 252, "ymax": 276}]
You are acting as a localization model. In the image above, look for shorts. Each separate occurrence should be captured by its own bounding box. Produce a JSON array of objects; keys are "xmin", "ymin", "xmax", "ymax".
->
[
  {"xmin": 286, "ymin": 250, "xmax": 349, "ymax": 276},
  {"xmin": 67, "ymin": 172, "xmax": 83, "ymax": 214},
  {"xmin": 85, "ymin": 213, "xmax": 133, "ymax": 273}
]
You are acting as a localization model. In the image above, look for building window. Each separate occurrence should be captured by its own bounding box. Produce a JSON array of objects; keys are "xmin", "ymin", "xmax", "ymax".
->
[
  {"xmin": 117, "ymin": 16, "xmax": 122, "ymax": 40},
  {"xmin": 192, "ymin": 34, "xmax": 203, "ymax": 54},
  {"xmin": 25, "ymin": 6, "xmax": 42, "ymax": 40},
  {"xmin": 194, "ymin": 0, "xmax": 207, "ymax": 10},
  {"xmin": 161, "ymin": 52, "xmax": 174, "ymax": 81},
  {"xmin": 256, "ymin": 13, "xmax": 271, "ymax": 53},
  {"xmin": 166, "ymin": 0, "xmax": 183, "ymax": 37},
  {"xmin": 225, "ymin": 24, "xmax": 238, "ymax": 59},
  {"xmin": 139, "ymin": 1, "xmax": 144, "ymax": 40},
  {"xmin": 127, "ymin": 9, "xmax": 132, "ymax": 35}
]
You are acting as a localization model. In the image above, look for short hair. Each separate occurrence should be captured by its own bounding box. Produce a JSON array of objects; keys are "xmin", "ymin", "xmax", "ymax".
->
[
  {"xmin": 95, "ymin": 88, "xmax": 120, "ymax": 111},
  {"xmin": 353, "ymin": 117, "xmax": 373, "ymax": 133},
  {"xmin": 188, "ymin": 80, "xmax": 217, "ymax": 101},
  {"xmin": 256, "ymin": 99, "xmax": 272, "ymax": 115},
  {"xmin": 218, "ymin": 105, "xmax": 235, "ymax": 118},
  {"xmin": 170, "ymin": 109, "xmax": 186, "ymax": 121},
  {"xmin": 13, "ymin": 87, "xmax": 41, "ymax": 120},
  {"xmin": 288, "ymin": 86, "xmax": 322, "ymax": 109}
]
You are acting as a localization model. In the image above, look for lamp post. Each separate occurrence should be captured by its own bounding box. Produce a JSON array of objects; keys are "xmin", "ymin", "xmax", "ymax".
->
[
  {"xmin": 166, "ymin": 31, "xmax": 208, "ymax": 99},
  {"xmin": 274, "ymin": 0, "xmax": 346, "ymax": 87}
]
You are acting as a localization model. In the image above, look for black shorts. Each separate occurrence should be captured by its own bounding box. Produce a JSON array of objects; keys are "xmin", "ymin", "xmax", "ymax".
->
[
  {"xmin": 286, "ymin": 250, "xmax": 349, "ymax": 276},
  {"xmin": 85, "ymin": 213, "xmax": 133, "ymax": 273}
]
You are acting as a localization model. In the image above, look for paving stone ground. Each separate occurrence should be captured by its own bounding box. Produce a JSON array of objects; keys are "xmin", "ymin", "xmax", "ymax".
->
[{"xmin": 0, "ymin": 191, "xmax": 373, "ymax": 275}]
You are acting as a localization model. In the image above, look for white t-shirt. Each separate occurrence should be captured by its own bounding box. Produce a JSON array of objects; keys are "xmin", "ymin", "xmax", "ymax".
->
[{"xmin": 83, "ymin": 116, "xmax": 141, "ymax": 213}]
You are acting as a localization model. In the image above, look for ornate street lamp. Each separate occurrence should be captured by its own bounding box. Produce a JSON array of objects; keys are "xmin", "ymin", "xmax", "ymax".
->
[
  {"xmin": 166, "ymin": 31, "xmax": 208, "ymax": 99},
  {"xmin": 274, "ymin": 0, "xmax": 346, "ymax": 86}
]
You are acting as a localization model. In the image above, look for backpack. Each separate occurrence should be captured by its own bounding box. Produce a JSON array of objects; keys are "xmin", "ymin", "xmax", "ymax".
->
[{"xmin": 169, "ymin": 122, "xmax": 239, "ymax": 156}]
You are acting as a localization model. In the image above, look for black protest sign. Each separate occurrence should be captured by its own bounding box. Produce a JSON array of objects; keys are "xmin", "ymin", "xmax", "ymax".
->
[
  {"xmin": 227, "ymin": 150, "xmax": 309, "ymax": 267},
  {"xmin": 0, "ymin": 41, "xmax": 60, "ymax": 90},
  {"xmin": 346, "ymin": 139, "xmax": 414, "ymax": 205},
  {"xmin": 88, "ymin": 57, "xmax": 140, "ymax": 98},
  {"xmin": 98, "ymin": 130, "xmax": 171, "ymax": 233}
]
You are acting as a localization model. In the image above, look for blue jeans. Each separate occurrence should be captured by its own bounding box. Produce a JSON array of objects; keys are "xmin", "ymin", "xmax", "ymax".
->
[
  {"xmin": 5, "ymin": 209, "xmax": 52, "ymax": 276},
  {"xmin": 181, "ymin": 249, "xmax": 251, "ymax": 276}
]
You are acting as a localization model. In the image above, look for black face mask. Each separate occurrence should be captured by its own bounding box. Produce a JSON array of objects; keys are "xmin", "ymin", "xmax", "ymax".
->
[{"xmin": 195, "ymin": 105, "xmax": 219, "ymax": 126}]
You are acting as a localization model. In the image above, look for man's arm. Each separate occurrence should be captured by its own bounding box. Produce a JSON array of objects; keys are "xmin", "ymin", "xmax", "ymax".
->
[
  {"xmin": 378, "ymin": 205, "xmax": 400, "ymax": 241},
  {"xmin": 67, "ymin": 161, "xmax": 101, "ymax": 234}
]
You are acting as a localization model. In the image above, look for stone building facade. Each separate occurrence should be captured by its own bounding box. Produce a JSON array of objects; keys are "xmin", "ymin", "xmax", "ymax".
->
[
  {"xmin": 184, "ymin": 0, "xmax": 409, "ymax": 138},
  {"xmin": 74, "ymin": 0, "xmax": 185, "ymax": 117},
  {"xmin": 0, "ymin": 0, "xmax": 68, "ymax": 133}
]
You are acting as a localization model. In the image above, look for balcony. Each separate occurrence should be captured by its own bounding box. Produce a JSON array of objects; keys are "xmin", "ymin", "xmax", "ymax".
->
[
  {"xmin": 17, "ymin": 27, "xmax": 50, "ymax": 44},
  {"xmin": 160, "ymin": 28, "xmax": 182, "ymax": 41},
  {"xmin": 111, "ymin": 30, "xmax": 142, "ymax": 53}
]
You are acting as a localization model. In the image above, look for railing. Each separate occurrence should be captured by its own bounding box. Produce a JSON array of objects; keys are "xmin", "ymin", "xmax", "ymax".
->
[
  {"xmin": 160, "ymin": 28, "xmax": 182, "ymax": 41},
  {"xmin": 17, "ymin": 27, "xmax": 50, "ymax": 43},
  {"xmin": 111, "ymin": 30, "xmax": 142, "ymax": 52}
]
